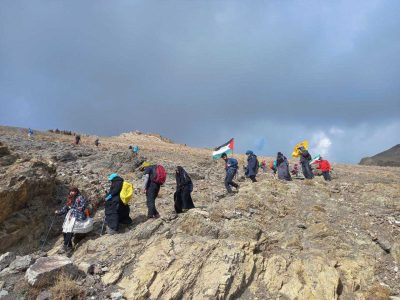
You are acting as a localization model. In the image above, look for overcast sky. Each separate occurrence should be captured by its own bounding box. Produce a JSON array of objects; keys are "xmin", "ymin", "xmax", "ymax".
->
[{"xmin": 1, "ymin": 0, "xmax": 399, "ymax": 163}]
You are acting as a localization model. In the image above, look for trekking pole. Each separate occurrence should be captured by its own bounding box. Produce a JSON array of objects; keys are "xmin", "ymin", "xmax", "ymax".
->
[
  {"xmin": 40, "ymin": 216, "xmax": 56, "ymax": 252},
  {"xmin": 100, "ymin": 215, "xmax": 106, "ymax": 236}
]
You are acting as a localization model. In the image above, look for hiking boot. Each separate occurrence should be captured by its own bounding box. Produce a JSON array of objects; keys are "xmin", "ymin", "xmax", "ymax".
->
[{"xmin": 106, "ymin": 227, "xmax": 118, "ymax": 235}]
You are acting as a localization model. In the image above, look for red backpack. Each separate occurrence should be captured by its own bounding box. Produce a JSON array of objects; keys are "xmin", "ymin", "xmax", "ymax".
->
[{"xmin": 153, "ymin": 165, "xmax": 167, "ymax": 185}]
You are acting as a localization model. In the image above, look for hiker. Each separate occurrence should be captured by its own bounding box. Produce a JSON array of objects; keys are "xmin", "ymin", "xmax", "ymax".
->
[
  {"xmin": 269, "ymin": 160, "xmax": 277, "ymax": 174},
  {"xmin": 276, "ymin": 152, "xmax": 292, "ymax": 181},
  {"xmin": 75, "ymin": 135, "xmax": 81, "ymax": 145},
  {"xmin": 28, "ymin": 128, "xmax": 33, "ymax": 138},
  {"xmin": 299, "ymin": 147, "xmax": 314, "ymax": 179},
  {"xmin": 174, "ymin": 166, "xmax": 195, "ymax": 213},
  {"xmin": 129, "ymin": 145, "xmax": 139, "ymax": 157},
  {"xmin": 95, "ymin": 139, "xmax": 100, "ymax": 147},
  {"xmin": 260, "ymin": 160, "xmax": 267, "ymax": 173},
  {"xmin": 245, "ymin": 150, "xmax": 258, "ymax": 182},
  {"xmin": 141, "ymin": 162, "xmax": 165, "ymax": 219},
  {"xmin": 314, "ymin": 157, "xmax": 332, "ymax": 181},
  {"xmin": 221, "ymin": 153, "xmax": 239, "ymax": 194},
  {"xmin": 55, "ymin": 187, "xmax": 88, "ymax": 254},
  {"xmin": 291, "ymin": 163, "xmax": 300, "ymax": 176},
  {"xmin": 105, "ymin": 173, "xmax": 131, "ymax": 234}
]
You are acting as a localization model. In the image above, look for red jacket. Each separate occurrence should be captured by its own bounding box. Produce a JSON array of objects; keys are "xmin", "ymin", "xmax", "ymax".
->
[{"xmin": 315, "ymin": 160, "xmax": 331, "ymax": 172}]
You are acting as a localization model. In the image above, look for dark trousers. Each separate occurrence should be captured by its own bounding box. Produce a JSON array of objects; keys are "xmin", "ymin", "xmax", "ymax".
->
[
  {"xmin": 146, "ymin": 182, "xmax": 160, "ymax": 217},
  {"xmin": 322, "ymin": 171, "xmax": 331, "ymax": 181},
  {"xmin": 249, "ymin": 175, "xmax": 257, "ymax": 182},
  {"xmin": 301, "ymin": 162, "xmax": 314, "ymax": 179},
  {"xmin": 63, "ymin": 233, "xmax": 73, "ymax": 248},
  {"xmin": 225, "ymin": 169, "xmax": 238, "ymax": 193},
  {"xmin": 118, "ymin": 200, "xmax": 132, "ymax": 224},
  {"xmin": 105, "ymin": 198, "xmax": 119, "ymax": 231}
]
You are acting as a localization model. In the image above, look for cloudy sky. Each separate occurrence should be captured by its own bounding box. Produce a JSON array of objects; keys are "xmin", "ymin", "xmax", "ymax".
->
[{"xmin": 1, "ymin": 0, "xmax": 399, "ymax": 163}]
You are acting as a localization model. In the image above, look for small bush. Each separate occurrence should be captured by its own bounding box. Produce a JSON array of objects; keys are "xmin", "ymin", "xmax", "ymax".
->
[{"xmin": 50, "ymin": 273, "xmax": 85, "ymax": 300}]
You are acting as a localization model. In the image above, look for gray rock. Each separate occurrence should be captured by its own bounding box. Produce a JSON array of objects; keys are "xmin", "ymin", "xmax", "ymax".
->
[
  {"xmin": 0, "ymin": 290, "xmax": 9, "ymax": 298},
  {"xmin": 376, "ymin": 239, "xmax": 392, "ymax": 253},
  {"xmin": 0, "ymin": 255, "xmax": 33, "ymax": 276},
  {"xmin": 25, "ymin": 256, "xmax": 78, "ymax": 287},
  {"xmin": 111, "ymin": 291, "xmax": 124, "ymax": 300},
  {"xmin": 9, "ymin": 255, "xmax": 33, "ymax": 271},
  {"xmin": 0, "ymin": 252, "xmax": 15, "ymax": 271},
  {"xmin": 36, "ymin": 290, "xmax": 52, "ymax": 300},
  {"xmin": 0, "ymin": 281, "xmax": 4, "ymax": 289}
]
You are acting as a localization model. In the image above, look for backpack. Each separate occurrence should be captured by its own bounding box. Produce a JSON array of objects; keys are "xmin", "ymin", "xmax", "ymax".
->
[
  {"xmin": 152, "ymin": 165, "xmax": 167, "ymax": 185},
  {"xmin": 120, "ymin": 181, "xmax": 134, "ymax": 205}
]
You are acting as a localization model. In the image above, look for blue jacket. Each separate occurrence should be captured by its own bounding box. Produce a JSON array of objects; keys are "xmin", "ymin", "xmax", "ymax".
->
[{"xmin": 225, "ymin": 158, "xmax": 238, "ymax": 173}]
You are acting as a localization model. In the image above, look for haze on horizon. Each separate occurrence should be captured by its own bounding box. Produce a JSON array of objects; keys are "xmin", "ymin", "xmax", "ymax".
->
[{"xmin": 0, "ymin": 0, "xmax": 399, "ymax": 163}]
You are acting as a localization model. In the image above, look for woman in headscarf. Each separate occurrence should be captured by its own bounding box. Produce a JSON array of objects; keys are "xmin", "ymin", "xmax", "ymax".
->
[
  {"xmin": 276, "ymin": 152, "xmax": 292, "ymax": 181},
  {"xmin": 298, "ymin": 147, "xmax": 314, "ymax": 179},
  {"xmin": 174, "ymin": 166, "xmax": 195, "ymax": 213},
  {"xmin": 55, "ymin": 187, "xmax": 88, "ymax": 254}
]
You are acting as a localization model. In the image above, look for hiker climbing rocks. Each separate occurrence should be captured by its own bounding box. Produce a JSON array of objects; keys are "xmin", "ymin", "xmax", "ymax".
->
[
  {"xmin": 94, "ymin": 139, "xmax": 100, "ymax": 147},
  {"xmin": 314, "ymin": 157, "xmax": 332, "ymax": 181},
  {"xmin": 245, "ymin": 150, "xmax": 259, "ymax": 182},
  {"xmin": 299, "ymin": 147, "xmax": 314, "ymax": 179},
  {"xmin": 55, "ymin": 187, "xmax": 89, "ymax": 254},
  {"xmin": 260, "ymin": 160, "xmax": 267, "ymax": 173},
  {"xmin": 75, "ymin": 135, "xmax": 81, "ymax": 145},
  {"xmin": 221, "ymin": 153, "xmax": 239, "ymax": 194},
  {"xmin": 105, "ymin": 173, "xmax": 130, "ymax": 234},
  {"xmin": 141, "ymin": 162, "xmax": 166, "ymax": 219},
  {"xmin": 276, "ymin": 152, "xmax": 292, "ymax": 181},
  {"xmin": 174, "ymin": 166, "xmax": 195, "ymax": 213}
]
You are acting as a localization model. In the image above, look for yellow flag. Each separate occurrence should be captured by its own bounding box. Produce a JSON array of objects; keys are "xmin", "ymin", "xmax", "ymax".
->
[{"xmin": 292, "ymin": 140, "xmax": 309, "ymax": 158}]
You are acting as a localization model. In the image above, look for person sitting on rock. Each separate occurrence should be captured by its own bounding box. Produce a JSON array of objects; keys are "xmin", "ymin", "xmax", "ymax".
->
[
  {"xmin": 105, "ymin": 173, "xmax": 132, "ymax": 234},
  {"xmin": 141, "ymin": 162, "xmax": 161, "ymax": 219},
  {"xmin": 221, "ymin": 153, "xmax": 239, "ymax": 194},
  {"xmin": 55, "ymin": 187, "xmax": 88, "ymax": 254},
  {"xmin": 298, "ymin": 147, "xmax": 314, "ymax": 179},
  {"xmin": 314, "ymin": 157, "xmax": 332, "ymax": 181},
  {"xmin": 276, "ymin": 152, "xmax": 292, "ymax": 181},
  {"xmin": 245, "ymin": 150, "xmax": 259, "ymax": 182},
  {"xmin": 174, "ymin": 166, "xmax": 195, "ymax": 213}
]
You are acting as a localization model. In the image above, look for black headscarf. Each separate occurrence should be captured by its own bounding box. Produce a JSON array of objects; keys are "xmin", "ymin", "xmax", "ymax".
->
[{"xmin": 175, "ymin": 166, "xmax": 192, "ymax": 190}]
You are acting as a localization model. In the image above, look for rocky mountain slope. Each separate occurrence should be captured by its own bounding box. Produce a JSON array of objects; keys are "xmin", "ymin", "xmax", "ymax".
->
[
  {"xmin": 360, "ymin": 145, "xmax": 400, "ymax": 167},
  {"xmin": 0, "ymin": 126, "xmax": 399, "ymax": 300}
]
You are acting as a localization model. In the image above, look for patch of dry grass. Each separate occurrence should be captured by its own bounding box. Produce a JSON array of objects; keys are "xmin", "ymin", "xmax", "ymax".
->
[
  {"xmin": 50, "ymin": 273, "xmax": 85, "ymax": 300},
  {"xmin": 366, "ymin": 284, "xmax": 391, "ymax": 300}
]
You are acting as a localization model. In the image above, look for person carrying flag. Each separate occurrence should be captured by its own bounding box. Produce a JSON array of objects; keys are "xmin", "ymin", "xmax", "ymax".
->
[{"xmin": 221, "ymin": 153, "xmax": 239, "ymax": 194}]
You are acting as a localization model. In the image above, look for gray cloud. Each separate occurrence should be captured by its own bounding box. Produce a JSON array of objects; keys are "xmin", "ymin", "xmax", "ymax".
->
[{"xmin": 1, "ymin": 0, "xmax": 399, "ymax": 163}]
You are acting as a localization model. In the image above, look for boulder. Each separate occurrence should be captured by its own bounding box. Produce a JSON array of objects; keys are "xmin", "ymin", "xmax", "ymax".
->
[
  {"xmin": 0, "ymin": 252, "xmax": 15, "ymax": 272},
  {"xmin": 25, "ymin": 256, "xmax": 78, "ymax": 287},
  {"xmin": 0, "ymin": 255, "xmax": 33, "ymax": 276}
]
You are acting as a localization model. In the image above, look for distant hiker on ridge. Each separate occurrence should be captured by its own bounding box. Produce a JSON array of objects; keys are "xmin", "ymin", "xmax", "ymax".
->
[
  {"xmin": 276, "ymin": 152, "xmax": 292, "ymax": 181},
  {"xmin": 245, "ymin": 150, "xmax": 259, "ymax": 182},
  {"xmin": 314, "ymin": 157, "xmax": 332, "ymax": 181},
  {"xmin": 174, "ymin": 166, "xmax": 195, "ymax": 213},
  {"xmin": 298, "ymin": 146, "xmax": 314, "ymax": 179},
  {"xmin": 221, "ymin": 153, "xmax": 239, "ymax": 194},
  {"xmin": 95, "ymin": 139, "xmax": 100, "ymax": 147},
  {"xmin": 75, "ymin": 134, "xmax": 81, "ymax": 145}
]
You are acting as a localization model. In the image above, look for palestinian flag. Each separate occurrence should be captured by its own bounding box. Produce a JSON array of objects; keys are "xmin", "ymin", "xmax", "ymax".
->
[{"xmin": 212, "ymin": 138, "xmax": 234, "ymax": 160}]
